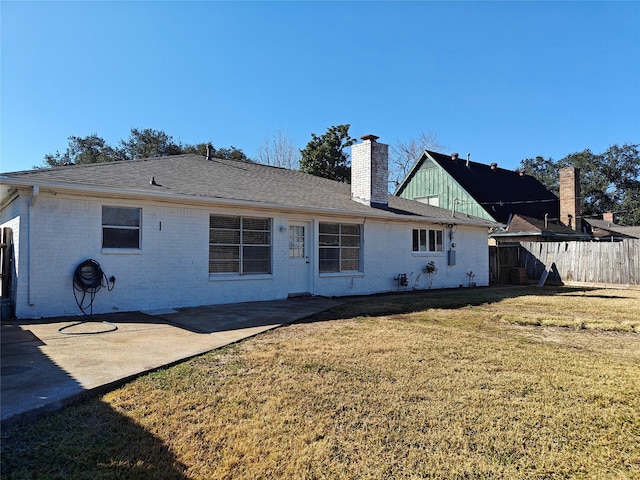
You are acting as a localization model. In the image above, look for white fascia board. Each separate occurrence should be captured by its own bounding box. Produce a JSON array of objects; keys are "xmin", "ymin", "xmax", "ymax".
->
[{"xmin": 490, "ymin": 231, "xmax": 542, "ymax": 237}]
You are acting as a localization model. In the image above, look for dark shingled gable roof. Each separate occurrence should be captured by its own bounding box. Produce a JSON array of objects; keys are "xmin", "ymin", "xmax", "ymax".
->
[
  {"xmin": 1, "ymin": 155, "xmax": 496, "ymax": 227},
  {"xmin": 399, "ymin": 151, "xmax": 560, "ymax": 224}
]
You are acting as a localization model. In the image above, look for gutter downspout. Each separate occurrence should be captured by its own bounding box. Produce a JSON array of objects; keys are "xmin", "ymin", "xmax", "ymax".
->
[{"xmin": 28, "ymin": 186, "xmax": 39, "ymax": 306}]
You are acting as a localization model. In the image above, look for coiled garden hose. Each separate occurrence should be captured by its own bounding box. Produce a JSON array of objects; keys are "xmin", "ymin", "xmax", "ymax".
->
[{"xmin": 59, "ymin": 259, "xmax": 117, "ymax": 335}]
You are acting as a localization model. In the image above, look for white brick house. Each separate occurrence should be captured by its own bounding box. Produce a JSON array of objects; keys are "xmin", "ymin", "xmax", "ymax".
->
[{"xmin": 0, "ymin": 135, "xmax": 495, "ymax": 319}]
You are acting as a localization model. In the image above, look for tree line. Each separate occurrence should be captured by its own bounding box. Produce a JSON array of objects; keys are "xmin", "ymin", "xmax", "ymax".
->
[
  {"xmin": 42, "ymin": 128, "xmax": 249, "ymax": 168},
  {"xmin": 41, "ymin": 126, "xmax": 639, "ymax": 225},
  {"xmin": 40, "ymin": 125, "xmax": 442, "ymax": 190},
  {"xmin": 519, "ymin": 144, "xmax": 640, "ymax": 226}
]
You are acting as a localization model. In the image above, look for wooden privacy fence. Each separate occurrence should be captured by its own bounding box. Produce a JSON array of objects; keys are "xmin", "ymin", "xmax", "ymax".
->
[{"xmin": 518, "ymin": 240, "xmax": 640, "ymax": 286}]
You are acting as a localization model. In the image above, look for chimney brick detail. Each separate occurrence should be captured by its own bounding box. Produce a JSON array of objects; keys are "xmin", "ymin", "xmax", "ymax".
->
[
  {"xmin": 559, "ymin": 166, "xmax": 581, "ymax": 231},
  {"xmin": 351, "ymin": 136, "xmax": 389, "ymax": 207}
]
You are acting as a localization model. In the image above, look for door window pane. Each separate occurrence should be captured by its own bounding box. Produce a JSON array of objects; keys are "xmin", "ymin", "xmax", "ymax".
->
[{"xmin": 289, "ymin": 225, "xmax": 305, "ymax": 258}]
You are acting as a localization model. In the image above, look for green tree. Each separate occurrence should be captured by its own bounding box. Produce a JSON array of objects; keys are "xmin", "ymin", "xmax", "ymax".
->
[
  {"xmin": 41, "ymin": 129, "xmax": 252, "ymax": 167},
  {"xmin": 43, "ymin": 134, "xmax": 118, "ymax": 167},
  {"xmin": 213, "ymin": 146, "xmax": 251, "ymax": 162},
  {"xmin": 300, "ymin": 124, "xmax": 356, "ymax": 183},
  {"xmin": 519, "ymin": 155, "xmax": 559, "ymax": 195},
  {"xmin": 119, "ymin": 128, "xmax": 183, "ymax": 160},
  {"xmin": 558, "ymin": 149, "xmax": 613, "ymax": 219},
  {"xmin": 180, "ymin": 143, "xmax": 209, "ymax": 156},
  {"xmin": 181, "ymin": 143, "xmax": 252, "ymax": 162},
  {"xmin": 520, "ymin": 143, "xmax": 640, "ymax": 226}
]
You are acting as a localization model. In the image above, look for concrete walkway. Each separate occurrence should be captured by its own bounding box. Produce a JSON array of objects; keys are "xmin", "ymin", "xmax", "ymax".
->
[{"xmin": 1, "ymin": 297, "xmax": 344, "ymax": 425}]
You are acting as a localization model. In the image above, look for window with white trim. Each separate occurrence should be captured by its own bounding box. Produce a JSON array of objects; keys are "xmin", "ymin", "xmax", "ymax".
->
[
  {"xmin": 412, "ymin": 228, "xmax": 443, "ymax": 252},
  {"xmin": 319, "ymin": 223, "xmax": 361, "ymax": 272},
  {"xmin": 416, "ymin": 195, "xmax": 439, "ymax": 207},
  {"xmin": 102, "ymin": 206, "xmax": 141, "ymax": 249},
  {"xmin": 209, "ymin": 215, "xmax": 271, "ymax": 274}
]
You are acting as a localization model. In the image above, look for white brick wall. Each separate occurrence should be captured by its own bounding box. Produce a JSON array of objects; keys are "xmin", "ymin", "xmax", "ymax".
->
[
  {"xmin": 351, "ymin": 138, "xmax": 389, "ymax": 206},
  {"xmin": 313, "ymin": 219, "xmax": 489, "ymax": 297},
  {"xmin": 9, "ymin": 194, "xmax": 287, "ymax": 318},
  {"xmin": 3, "ymin": 191, "xmax": 489, "ymax": 319}
]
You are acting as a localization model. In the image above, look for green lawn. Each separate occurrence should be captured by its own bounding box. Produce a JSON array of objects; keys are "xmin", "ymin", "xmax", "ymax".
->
[{"xmin": 2, "ymin": 286, "xmax": 639, "ymax": 479}]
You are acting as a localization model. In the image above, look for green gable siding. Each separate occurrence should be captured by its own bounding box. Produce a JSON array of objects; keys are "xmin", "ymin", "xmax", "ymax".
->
[{"xmin": 398, "ymin": 157, "xmax": 495, "ymax": 221}]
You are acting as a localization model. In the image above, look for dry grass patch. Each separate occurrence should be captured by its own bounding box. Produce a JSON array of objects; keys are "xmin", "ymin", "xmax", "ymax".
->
[
  {"xmin": 489, "ymin": 288, "xmax": 640, "ymax": 332},
  {"xmin": 2, "ymin": 287, "xmax": 639, "ymax": 479}
]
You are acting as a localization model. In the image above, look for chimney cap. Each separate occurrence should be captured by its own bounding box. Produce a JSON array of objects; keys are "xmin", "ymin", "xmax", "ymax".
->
[
  {"xmin": 360, "ymin": 134, "xmax": 379, "ymax": 142},
  {"xmin": 451, "ymin": 152, "xmax": 459, "ymax": 160}
]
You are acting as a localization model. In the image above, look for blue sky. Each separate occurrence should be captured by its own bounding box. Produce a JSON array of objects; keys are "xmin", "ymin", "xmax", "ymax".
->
[{"xmin": 2, "ymin": 1, "xmax": 639, "ymax": 174}]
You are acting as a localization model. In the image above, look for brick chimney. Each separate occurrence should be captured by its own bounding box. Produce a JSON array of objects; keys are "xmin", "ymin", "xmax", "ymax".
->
[
  {"xmin": 559, "ymin": 166, "xmax": 581, "ymax": 231},
  {"xmin": 351, "ymin": 134, "xmax": 389, "ymax": 208},
  {"xmin": 602, "ymin": 212, "xmax": 615, "ymax": 224}
]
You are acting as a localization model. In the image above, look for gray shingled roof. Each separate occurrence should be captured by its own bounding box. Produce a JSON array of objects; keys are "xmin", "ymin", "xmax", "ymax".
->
[
  {"xmin": 1, "ymin": 155, "xmax": 496, "ymax": 227},
  {"xmin": 584, "ymin": 218, "xmax": 640, "ymax": 239},
  {"xmin": 508, "ymin": 214, "xmax": 587, "ymax": 236}
]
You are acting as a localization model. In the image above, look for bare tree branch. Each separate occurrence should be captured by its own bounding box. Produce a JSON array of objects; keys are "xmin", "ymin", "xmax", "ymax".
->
[
  {"xmin": 389, "ymin": 130, "xmax": 445, "ymax": 192},
  {"xmin": 256, "ymin": 129, "xmax": 301, "ymax": 170}
]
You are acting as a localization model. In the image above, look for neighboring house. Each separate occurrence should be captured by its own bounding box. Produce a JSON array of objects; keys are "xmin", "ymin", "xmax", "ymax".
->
[
  {"xmin": 489, "ymin": 214, "xmax": 591, "ymax": 244},
  {"xmin": 0, "ymin": 135, "xmax": 495, "ymax": 319},
  {"xmin": 395, "ymin": 151, "xmax": 559, "ymax": 224},
  {"xmin": 583, "ymin": 213, "xmax": 640, "ymax": 241}
]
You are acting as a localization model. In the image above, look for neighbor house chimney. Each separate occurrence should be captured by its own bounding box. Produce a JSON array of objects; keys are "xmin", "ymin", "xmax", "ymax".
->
[
  {"xmin": 206, "ymin": 144, "xmax": 213, "ymax": 160},
  {"xmin": 351, "ymin": 134, "xmax": 389, "ymax": 208},
  {"xmin": 559, "ymin": 166, "xmax": 581, "ymax": 231}
]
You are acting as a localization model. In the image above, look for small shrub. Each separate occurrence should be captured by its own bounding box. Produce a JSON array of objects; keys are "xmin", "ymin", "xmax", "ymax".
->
[{"xmin": 423, "ymin": 261, "xmax": 438, "ymax": 289}]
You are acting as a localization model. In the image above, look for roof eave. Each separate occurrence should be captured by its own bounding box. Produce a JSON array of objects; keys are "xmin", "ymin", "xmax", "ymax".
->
[
  {"xmin": 490, "ymin": 230, "xmax": 592, "ymax": 240},
  {"xmin": 1, "ymin": 176, "xmax": 493, "ymax": 228},
  {"xmin": 490, "ymin": 231, "xmax": 544, "ymax": 238}
]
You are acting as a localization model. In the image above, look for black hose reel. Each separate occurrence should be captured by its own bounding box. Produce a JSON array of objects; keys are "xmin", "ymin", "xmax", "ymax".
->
[{"xmin": 59, "ymin": 259, "xmax": 117, "ymax": 335}]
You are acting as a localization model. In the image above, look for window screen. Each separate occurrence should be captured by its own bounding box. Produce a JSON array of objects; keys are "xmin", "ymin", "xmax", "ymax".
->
[
  {"xmin": 319, "ymin": 223, "xmax": 361, "ymax": 272},
  {"xmin": 102, "ymin": 206, "xmax": 141, "ymax": 249},
  {"xmin": 209, "ymin": 215, "xmax": 271, "ymax": 274}
]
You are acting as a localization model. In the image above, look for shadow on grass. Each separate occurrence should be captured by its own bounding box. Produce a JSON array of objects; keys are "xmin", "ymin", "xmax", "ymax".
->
[
  {"xmin": 300, "ymin": 285, "xmax": 613, "ymax": 323},
  {"xmin": 1, "ymin": 398, "xmax": 188, "ymax": 480}
]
